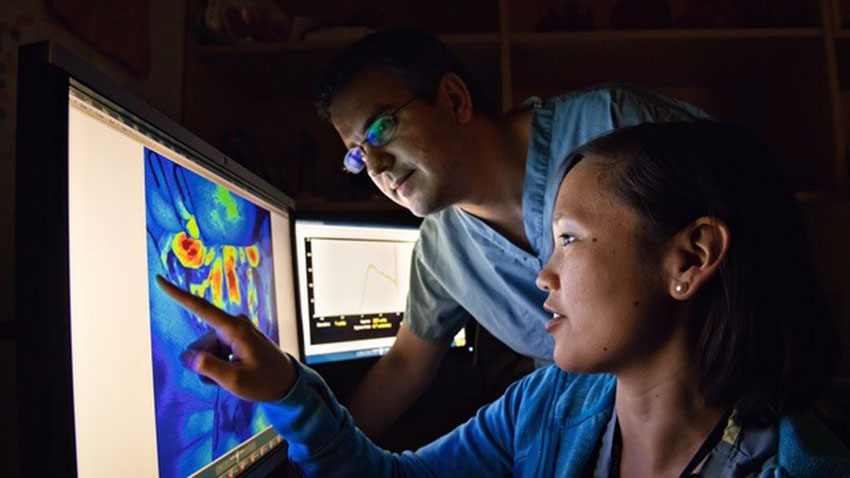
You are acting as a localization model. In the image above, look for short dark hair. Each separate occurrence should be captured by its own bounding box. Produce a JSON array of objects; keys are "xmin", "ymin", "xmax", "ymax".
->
[
  {"xmin": 315, "ymin": 28, "xmax": 497, "ymax": 122},
  {"xmin": 575, "ymin": 121, "xmax": 836, "ymax": 427}
]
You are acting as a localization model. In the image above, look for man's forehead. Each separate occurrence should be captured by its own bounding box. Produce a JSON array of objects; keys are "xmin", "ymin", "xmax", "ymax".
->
[
  {"xmin": 330, "ymin": 69, "xmax": 410, "ymax": 115},
  {"xmin": 330, "ymin": 71, "xmax": 410, "ymax": 141}
]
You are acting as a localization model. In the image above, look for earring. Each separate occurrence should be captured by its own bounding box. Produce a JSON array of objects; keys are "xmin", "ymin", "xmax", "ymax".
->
[{"xmin": 675, "ymin": 283, "xmax": 688, "ymax": 293}]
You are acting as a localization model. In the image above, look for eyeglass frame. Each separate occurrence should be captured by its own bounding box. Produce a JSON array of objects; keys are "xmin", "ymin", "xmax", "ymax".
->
[{"xmin": 342, "ymin": 96, "xmax": 420, "ymax": 174}]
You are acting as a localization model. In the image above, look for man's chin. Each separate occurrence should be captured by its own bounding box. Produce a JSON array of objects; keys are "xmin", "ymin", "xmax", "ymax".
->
[
  {"xmin": 406, "ymin": 201, "xmax": 449, "ymax": 218},
  {"xmin": 388, "ymin": 191, "xmax": 449, "ymax": 217},
  {"xmin": 401, "ymin": 200, "xmax": 428, "ymax": 217}
]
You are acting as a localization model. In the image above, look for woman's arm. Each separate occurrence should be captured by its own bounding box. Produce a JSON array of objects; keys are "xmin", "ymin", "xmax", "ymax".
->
[
  {"xmin": 157, "ymin": 275, "xmax": 520, "ymax": 477},
  {"xmin": 261, "ymin": 359, "xmax": 521, "ymax": 477}
]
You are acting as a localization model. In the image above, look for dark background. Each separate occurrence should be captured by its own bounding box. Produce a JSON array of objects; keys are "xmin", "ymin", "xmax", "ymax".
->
[{"xmin": 3, "ymin": 0, "xmax": 850, "ymax": 476}]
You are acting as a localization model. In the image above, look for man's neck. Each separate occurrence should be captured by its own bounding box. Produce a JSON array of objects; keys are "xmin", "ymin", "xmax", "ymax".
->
[
  {"xmin": 614, "ymin": 356, "xmax": 724, "ymax": 478},
  {"xmin": 456, "ymin": 107, "xmax": 535, "ymax": 250}
]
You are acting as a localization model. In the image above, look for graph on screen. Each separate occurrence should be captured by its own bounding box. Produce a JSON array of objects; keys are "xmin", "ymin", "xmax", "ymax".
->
[
  {"xmin": 300, "ymin": 237, "xmax": 414, "ymax": 346},
  {"xmin": 295, "ymin": 221, "xmax": 466, "ymax": 364},
  {"xmin": 309, "ymin": 238, "xmax": 413, "ymax": 318}
]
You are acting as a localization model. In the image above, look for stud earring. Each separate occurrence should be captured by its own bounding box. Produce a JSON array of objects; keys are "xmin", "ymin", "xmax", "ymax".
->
[{"xmin": 675, "ymin": 283, "xmax": 688, "ymax": 293}]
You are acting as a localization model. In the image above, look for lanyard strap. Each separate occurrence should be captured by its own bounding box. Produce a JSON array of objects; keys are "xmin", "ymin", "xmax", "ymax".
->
[
  {"xmin": 609, "ymin": 419, "xmax": 622, "ymax": 478},
  {"xmin": 679, "ymin": 409, "xmax": 733, "ymax": 477},
  {"xmin": 609, "ymin": 409, "xmax": 733, "ymax": 478}
]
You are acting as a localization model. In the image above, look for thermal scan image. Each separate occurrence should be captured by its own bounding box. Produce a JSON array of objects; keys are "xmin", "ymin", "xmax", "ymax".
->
[{"xmin": 144, "ymin": 148, "xmax": 279, "ymax": 478}]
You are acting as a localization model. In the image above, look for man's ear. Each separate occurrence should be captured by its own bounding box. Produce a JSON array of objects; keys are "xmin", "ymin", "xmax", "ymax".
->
[
  {"xmin": 663, "ymin": 217, "xmax": 730, "ymax": 300},
  {"xmin": 438, "ymin": 73, "xmax": 473, "ymax": 124}
]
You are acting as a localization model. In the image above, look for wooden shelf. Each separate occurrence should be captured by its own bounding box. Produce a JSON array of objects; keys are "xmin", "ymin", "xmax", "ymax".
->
[
  {"xmin": 196, "ymin": 33, "xmax": 500, "ymax": 56},
  {"xmin": 194, "ymin": 33, "xmax": 501, "ymax": 101},
  {"xmin": 506, "ymin": 0, "xmax": 823, "ymax": 33},
  {"xmin": 796, "ymin": 189, "xmax": 850, "ymax": 203},
  {"xmin": 197, "ymin": 40, "xmax": 353, "ymax": 54},
  {"xmin": 510, "ymin": 27, "xmax": 823, "ymax": 42},
  {"xmin": 510, "ymin": 30, "xmax": 825, "ymax": 90},
  {"xmin": 195, "ymin": 29, "xmax": 818, "ymax": 57}
]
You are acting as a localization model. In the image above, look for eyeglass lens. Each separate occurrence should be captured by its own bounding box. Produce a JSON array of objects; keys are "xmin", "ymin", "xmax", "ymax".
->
[
  {"xmin": 343, "ymin": 146, "xmax": 367, "ymax": 174},
  {"xmin": 365, "ymin": 116, "xmax": 396, "ymax": 147},
  {"xmin": 343, "ymin": 97, "xmax": 416, "ymax": 174},
  {"xmin": 342, "ymin": 116, "xmax": 397, "ymax": 174}
]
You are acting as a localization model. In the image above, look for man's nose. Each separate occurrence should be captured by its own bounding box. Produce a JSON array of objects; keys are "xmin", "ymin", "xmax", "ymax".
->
[{"xmin": 364, "ymin": 145, "xmax": 394, "ymax": 176}]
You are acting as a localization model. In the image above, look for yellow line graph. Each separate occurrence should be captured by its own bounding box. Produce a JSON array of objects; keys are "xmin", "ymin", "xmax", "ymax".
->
[{"xmin": 358, "ymin": 254, "xmax": 399, "ymax": 312}]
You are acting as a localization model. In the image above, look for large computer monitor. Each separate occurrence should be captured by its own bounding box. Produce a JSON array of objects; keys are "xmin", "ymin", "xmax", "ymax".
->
[
  {"xmin": 16, "ymin": 42, "xmax": 298, "ymax": 478},
  {"xmin": 295, "ymin": 220, "xmax": 467, "ymax": 364}
]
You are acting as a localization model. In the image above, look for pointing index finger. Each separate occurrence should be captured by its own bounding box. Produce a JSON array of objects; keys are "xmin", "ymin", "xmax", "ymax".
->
[{"xmin": 156, "ymin": 275, "xmax": 239, "ymax": 341}]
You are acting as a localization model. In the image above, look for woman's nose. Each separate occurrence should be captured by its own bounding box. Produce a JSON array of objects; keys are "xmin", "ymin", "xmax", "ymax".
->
[{"xmin": 536, "ymin": 267, "xmax": 557, "ymax": 292}]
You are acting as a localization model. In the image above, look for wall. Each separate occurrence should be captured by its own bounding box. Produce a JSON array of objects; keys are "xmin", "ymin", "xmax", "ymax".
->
[{"xmin": 0, "ymin": 1, "xmax": 186, "ymax": 475}]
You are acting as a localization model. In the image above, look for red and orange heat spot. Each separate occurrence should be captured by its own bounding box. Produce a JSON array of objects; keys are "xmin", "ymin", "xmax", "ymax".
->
[
  {"xmin": 247, "ymin": 276, "xmax": 255, "ymax": 308},
  {"xmin": 223, "ymin": 246, "xmax": 241, "ymax": 305},
  {"xmin": 209, "ymin": 258, "xmax": 224, "ymax": 308},
  {"xmin": 245, "ymin": 245, "xmax": 260, "ymax": 267},
  {"xmin": 247, "ymin": 270, "xmax": 259, "ymax": 326},
  {"xmin": 172, "ymin": 232, "xmax": 205, "ymax": 269}
]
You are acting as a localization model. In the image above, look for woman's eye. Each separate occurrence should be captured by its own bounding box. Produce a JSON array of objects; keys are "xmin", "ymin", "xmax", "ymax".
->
[{"xmin": 559, "ymin": 234, "xmax": 576, "ymax": 246}]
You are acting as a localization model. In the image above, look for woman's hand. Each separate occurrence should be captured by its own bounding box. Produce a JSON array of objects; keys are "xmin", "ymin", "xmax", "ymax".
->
[{"xmin": 156, "ymin": 275, "xmax": 296, "ymax": 402}]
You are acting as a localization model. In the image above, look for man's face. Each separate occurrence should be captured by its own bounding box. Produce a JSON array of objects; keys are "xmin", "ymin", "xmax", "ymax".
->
[{"xmin": 329, "ymin": 68, "xmax": 467, "ymax": 217}]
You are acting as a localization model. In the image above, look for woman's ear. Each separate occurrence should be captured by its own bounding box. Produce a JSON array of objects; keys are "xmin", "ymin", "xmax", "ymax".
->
[
  {"xmin": 438, "ymin": 73, "xmax": 473, "ymax": 124},
  {"xmin": 663, "ymin": 217, "xmax": 730, "ymax": 300}
]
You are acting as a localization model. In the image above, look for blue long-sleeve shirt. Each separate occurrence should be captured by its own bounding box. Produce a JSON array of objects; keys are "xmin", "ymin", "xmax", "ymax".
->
[{"xmin": 261, "ymin": 361, "xmax": 850, "ymax": 477}]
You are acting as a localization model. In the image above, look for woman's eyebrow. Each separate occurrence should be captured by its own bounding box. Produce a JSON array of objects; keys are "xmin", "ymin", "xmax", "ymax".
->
[
  {"xmin": 557, "ymin": 196, "xmax": 603, "ymax": 232},
  {"xmin": 552, "ymin": 211, "xmax": 582, "ymax": 229}
]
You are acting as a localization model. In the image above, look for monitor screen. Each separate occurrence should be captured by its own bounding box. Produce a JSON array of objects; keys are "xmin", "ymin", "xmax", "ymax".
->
[
  {"xmin": 295, "ymin": 220, "xmax": 467, "ymax": 364},
  {"xmin": 17, "ymin": 43, "xmax": 298, "ymax": 478},
  {"xmin": 67, "ymin": 85, "xmax": 298, "ymax": 478}
]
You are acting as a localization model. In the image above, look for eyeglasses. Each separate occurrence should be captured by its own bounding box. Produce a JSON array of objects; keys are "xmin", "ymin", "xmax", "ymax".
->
[{"xmin": 343, "ymin": 96, "xmax": 419, "ymax": 174}]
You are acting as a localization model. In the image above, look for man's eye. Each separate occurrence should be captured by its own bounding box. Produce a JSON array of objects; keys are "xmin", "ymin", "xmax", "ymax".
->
[
  {"xmin": 559, "ymin": 234, "xmax": 576, "ymax": 246},
  {"xmin": 365, "ymin": 116, "xmax": 394, "ymax": 146}
]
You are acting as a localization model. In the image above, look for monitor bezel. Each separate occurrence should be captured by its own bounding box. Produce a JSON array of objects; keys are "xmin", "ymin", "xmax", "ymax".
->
[{"xmin": 15, "ymin": 41, "xmax": 296, "ymax": 478}]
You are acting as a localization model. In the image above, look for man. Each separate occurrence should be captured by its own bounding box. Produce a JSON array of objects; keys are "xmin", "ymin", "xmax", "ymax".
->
[{"xmin": 315, "ymin": 28, "xmax": 708, "ymax": 437}]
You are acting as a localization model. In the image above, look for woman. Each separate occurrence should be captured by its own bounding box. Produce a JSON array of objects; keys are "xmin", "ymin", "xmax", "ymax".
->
[{"xmin": 159, "ymin": 121, "xmax": 849, "ymax": 477}]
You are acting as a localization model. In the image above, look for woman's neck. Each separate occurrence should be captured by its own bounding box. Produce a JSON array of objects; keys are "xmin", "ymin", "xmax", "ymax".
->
[{"xmin": 614, "ymin": 363, "xmax": 724, "ymax": 478}]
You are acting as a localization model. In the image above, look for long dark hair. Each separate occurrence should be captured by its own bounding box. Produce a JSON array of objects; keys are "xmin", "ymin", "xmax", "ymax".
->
[{"xmin": 575, "ymin": 121, "xmax": 836, "ymax": 426}]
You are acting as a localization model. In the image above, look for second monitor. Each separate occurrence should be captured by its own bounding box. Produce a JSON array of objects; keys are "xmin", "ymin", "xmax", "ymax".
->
[{"xmin": 295, "ymin": 220, "xmax": 468, "ymax": 364}]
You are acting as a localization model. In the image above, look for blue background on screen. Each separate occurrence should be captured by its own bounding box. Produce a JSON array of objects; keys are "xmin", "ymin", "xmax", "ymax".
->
[{"xmin": 144, "ymin": 148, "xmax": 279, "ymax": 478}]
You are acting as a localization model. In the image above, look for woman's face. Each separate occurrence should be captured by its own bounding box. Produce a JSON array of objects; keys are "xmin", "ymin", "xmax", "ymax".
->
[{"xmin": 537, "ymin": 156, "xmax": 677, "ymax": 374}]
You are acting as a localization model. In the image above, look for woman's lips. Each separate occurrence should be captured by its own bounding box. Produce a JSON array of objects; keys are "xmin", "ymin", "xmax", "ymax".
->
[{"xmin": 545, "ymin": 313, "xmax": 566, "ymax": 333}]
